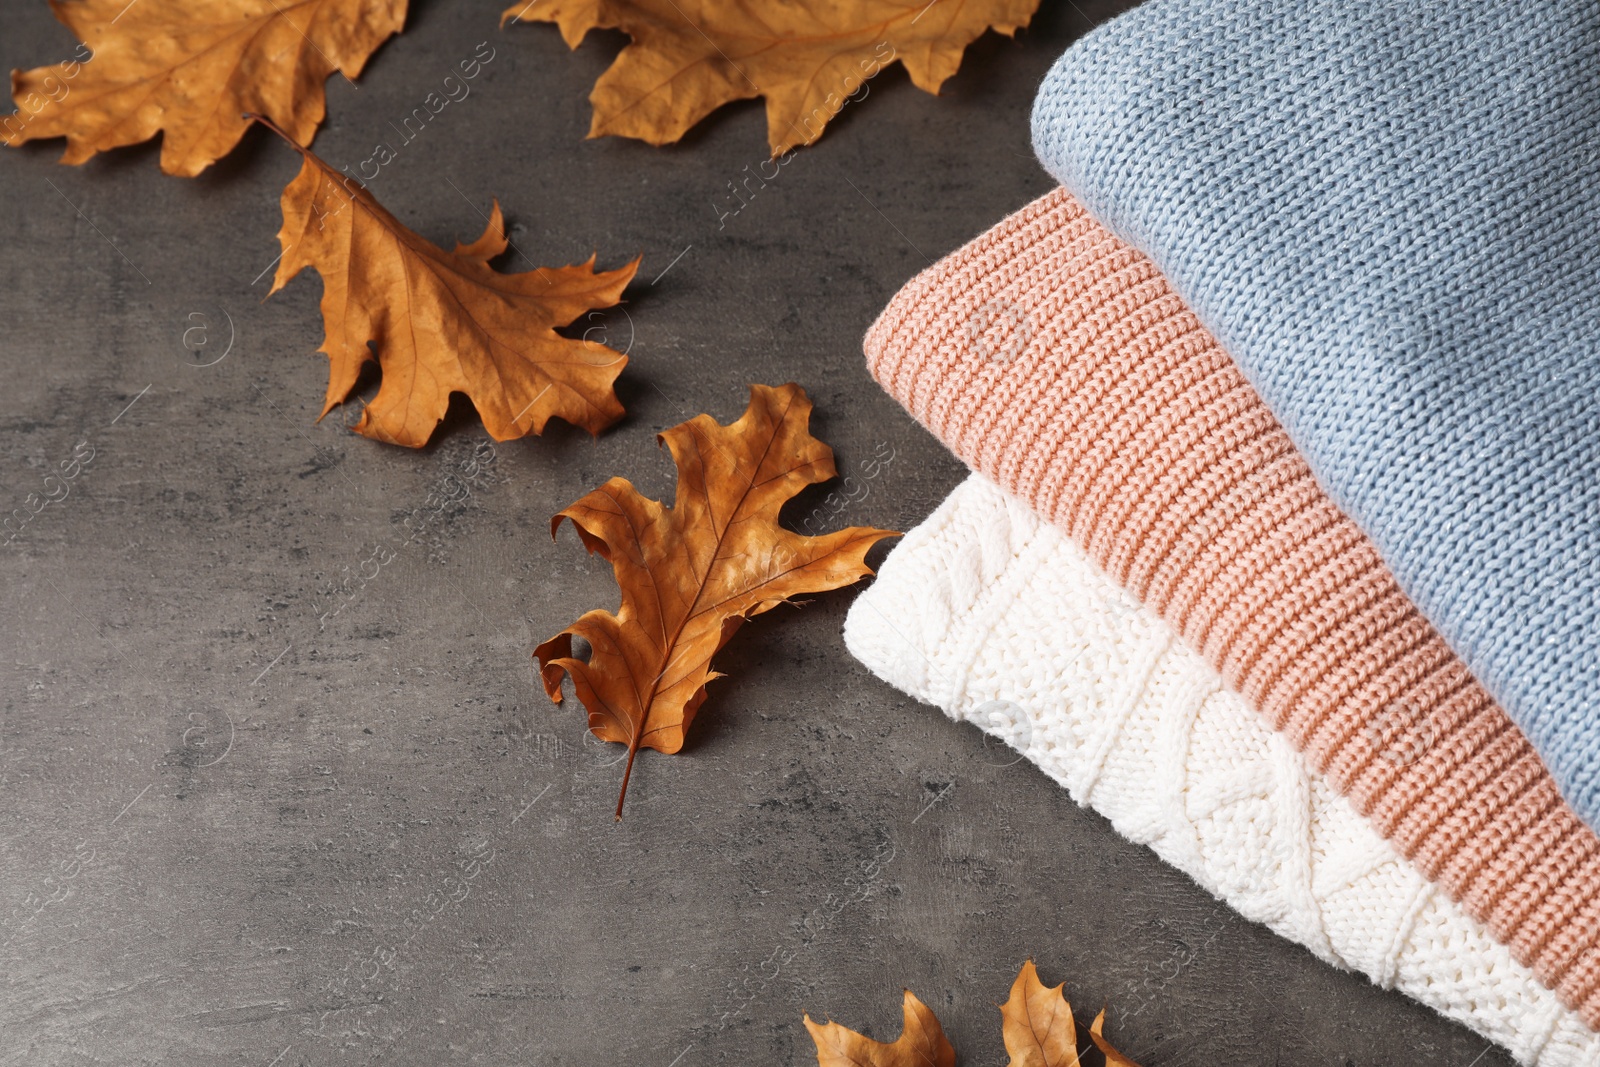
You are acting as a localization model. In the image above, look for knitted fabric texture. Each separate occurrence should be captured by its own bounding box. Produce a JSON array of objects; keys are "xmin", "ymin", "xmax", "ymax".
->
[
  {"xmin": 843, "ymin": 474, "xmax": 1600, "ymax": 1067},
  {"xmin": 862, "ymin": 188, "xmax": 1600, "ymax": 1024},
  {"xmin": 1029, "ymin": 0, "xmax": 1600, "ymax": 830}
]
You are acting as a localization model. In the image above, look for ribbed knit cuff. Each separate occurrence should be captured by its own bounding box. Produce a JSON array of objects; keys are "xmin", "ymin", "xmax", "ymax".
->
[{"xmin": 864, "ymin": 188, "xmax": 1600, "ymax": 1027}]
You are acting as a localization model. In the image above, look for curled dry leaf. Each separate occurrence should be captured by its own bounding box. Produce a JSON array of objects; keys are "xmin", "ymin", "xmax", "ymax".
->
[
  {"xmin": 262, "ymin": 119, "xmax": 637, "ymax": 447},
  {"xmin": 4, "ymin": 0, "xmax": 405, "ymax": 177},
  {"xmin": 502, "ymin": 0, "xmax": 1039, "ymax": 155},
  {"xmin": 806, "ymin": 963, "xmax": 1143, "ymax": 1067},
  {"xmin": 536, "ymin": 383, "xmax": 898, "ymax": 817},
  {"xmin": 804, "ymin": 989, "xmax": 955, "ymax": 1067},
  {"xmin": 1086, "ymin": 1011, "xmax": 1141, "ymax": 1067}
]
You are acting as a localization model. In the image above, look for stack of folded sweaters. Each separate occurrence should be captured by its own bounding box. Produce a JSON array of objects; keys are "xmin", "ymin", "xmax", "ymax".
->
[{"xmin": 842, "ymin": 1, "xmax": 1600, "ymax": 1062}]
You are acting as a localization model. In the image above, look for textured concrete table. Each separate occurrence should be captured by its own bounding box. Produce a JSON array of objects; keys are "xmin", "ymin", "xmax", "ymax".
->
[{"xmin": 0, "ymin": 1, "xmax": 1513, "ymax": 1064}]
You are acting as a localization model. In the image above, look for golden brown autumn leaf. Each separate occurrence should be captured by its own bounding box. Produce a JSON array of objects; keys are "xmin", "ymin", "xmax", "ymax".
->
[
  {"xmin": 998, "ymin": 962, "xmax": 1143, "ymax": 1067},
  {"xmin": 261, "ymin": 120, "xmax": 637, "ymax": 447},
  {"xmin": 805, "ymin": 989, "xmax": 955, "ymax": 1067},
  {"xmin": 3, "ymin": 0, "xmax": 405, "ymax": 177},
  {"xmin": 536, "ymin": 383, "xmax": 897, "ymax": 817},
  {"xmin": 502, "ymin": 0, "xmax": 1039, "ymax": 155},
  {"xmin": 1001, "ymin": 960, "xmax": 1081, "ymax": 1067}
]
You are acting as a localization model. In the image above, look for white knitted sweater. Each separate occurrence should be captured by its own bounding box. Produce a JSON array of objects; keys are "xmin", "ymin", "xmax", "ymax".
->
[{"xmin": 843, "ymin": 474, "xmax": 1600, "ymax": 1066}]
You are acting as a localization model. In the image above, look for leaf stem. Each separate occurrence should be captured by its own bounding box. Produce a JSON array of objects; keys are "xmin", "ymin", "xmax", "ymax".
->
[
  {"xmin": 242, "ymin": 111, "xmax": 308, "ymax": 154},
  {"xmin": 615, "ymin": 733, "xmax": 643, "ymax": 821}
]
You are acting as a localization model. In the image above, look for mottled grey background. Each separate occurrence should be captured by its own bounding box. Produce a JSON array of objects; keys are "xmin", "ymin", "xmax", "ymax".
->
[{"xmin": 0, "ymin": 1, "xmax": 1512, "ymax": 1064}]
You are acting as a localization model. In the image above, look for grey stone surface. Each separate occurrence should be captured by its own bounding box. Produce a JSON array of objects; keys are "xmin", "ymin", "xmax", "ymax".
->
[{"xmin": 0, "ymin": 2, "xmax": 1513, "ymax": 1065}]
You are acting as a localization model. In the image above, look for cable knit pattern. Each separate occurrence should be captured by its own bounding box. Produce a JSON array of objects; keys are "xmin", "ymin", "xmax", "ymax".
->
[
  {"xmin": 1028, "ymin": 0, "xmax": 1600, "ymax": 832},
  {"xmin": 844, "ymin": 474, "xmax": 1600, "ymax": 1066},
  {"xmin": 861, "ymin": 189, "xmax": 1600, "ymax": 1025}
]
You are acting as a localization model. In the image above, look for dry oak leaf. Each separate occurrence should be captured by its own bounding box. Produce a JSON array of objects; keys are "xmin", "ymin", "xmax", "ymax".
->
[
  {"xmin": 805, "ymin": 989, "xmax": 955, "ymax": 1067},
  {"xmin": 501, "ymin": 0, "xmax": 1039, "ymax": 155},
  {"xmin": 1000, "ymin": 961, "xmax": 1143, "ymax": 1067},
  {"xmin": 4, "ymin": 0, "xmax": 405, "ymax": 177},
  {"xmin": 264, "ymin": 122, "xmax": 637, "ymax": 447},
  {"xmin": 536, "ymin": 383, "xmax": 897, "ymax": 817}
]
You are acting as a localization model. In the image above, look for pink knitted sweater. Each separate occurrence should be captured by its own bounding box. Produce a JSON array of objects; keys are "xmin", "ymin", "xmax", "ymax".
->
[{"xmin": 865, "ymin": 188, "xmax": 1600, "ymax": 1026}]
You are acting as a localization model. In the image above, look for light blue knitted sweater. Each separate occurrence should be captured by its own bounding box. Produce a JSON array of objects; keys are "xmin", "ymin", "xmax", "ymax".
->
[{"xmin": 1031, "ymin": 0, "xmax": 1600, "ymax": 828}]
